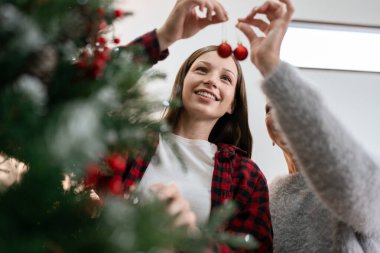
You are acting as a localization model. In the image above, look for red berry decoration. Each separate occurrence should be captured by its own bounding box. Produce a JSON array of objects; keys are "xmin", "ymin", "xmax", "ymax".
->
[
  {"xmin": 233, "ymin": 44, "xmax": 248, "ymax": 61},
  {"xmin": 96, "ymin": 36, "xmax": 107, "ymax": 45},
  {"xmin": 217, "ymin": 42, "xmax": 232, "ymax": 58},
  {"xmin": 114, "ymin": 9, "xmax": 124, "ymax": 18},
  {"xmin": 113, "ymin": 37, "xmax": 120, "ymax": 44},
  {"xmin": 106, "ymin": 153, "xmax": 126, "ymax": 175}
]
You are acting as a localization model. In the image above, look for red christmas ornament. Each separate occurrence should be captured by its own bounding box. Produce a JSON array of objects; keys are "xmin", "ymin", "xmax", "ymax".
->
[
  {"xmin": 114, "ymin": 9, "xmax": 124, "ymax": 18},
  {"xmin": 90, "ymin": 58, "xmax": 106, "ymax": 79},
  {"xmin": 77, "ymin": 60, "xmax": 87, "ymax": 70},
  {"xmin": 84, "ymin": 164, "xmax": 102, "ymax": 188},
  {"xmin": 233, "ymin": 44, "xmax": 248, "ymax": 61},
  {"xmin": 113, "ymin": 37, "xmax": 120, "ymax": 44},
  {"xmin": 217, "ymin": 42, "xmax": 232, "ymax": 58},
  {"xmin": 87, "ymin": 47, "xmax": 111, "ymax": 79},
  {"xmin": 108, "ymin": 175, "xmax": 124, "ymax": 195},
  {"xmin": 95, "ymin": 47, "xmax": 111, "ymax": 61},
  {"xmin": 106, "ymin": 153, "xmax": 126, "ymax": 175},
  {"xmin": 76, "ymin": 51, "xmax": 89, "ymax": 69}
]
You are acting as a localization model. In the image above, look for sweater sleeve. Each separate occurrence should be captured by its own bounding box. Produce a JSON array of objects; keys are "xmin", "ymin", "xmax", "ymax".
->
[
  {"xmin": 262, "ymin": 61, "xmax": 380, "ymax": 235},
  {"xmin": 125, "ymin": 29, "xmax": 169, "ymax": 65}
]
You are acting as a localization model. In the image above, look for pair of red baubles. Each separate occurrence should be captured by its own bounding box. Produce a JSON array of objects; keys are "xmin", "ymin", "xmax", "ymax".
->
[{"xmin": 217, "ymin": 42, "xmax": 248, "ymax": 61}]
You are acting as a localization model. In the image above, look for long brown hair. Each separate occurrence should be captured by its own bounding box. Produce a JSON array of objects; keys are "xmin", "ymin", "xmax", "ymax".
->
[{"xmin": 163, "ymin": 46, "xmax": 253, "ymax": 157}]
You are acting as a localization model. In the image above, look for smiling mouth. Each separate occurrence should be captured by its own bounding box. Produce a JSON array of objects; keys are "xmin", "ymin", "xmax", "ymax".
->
[{"xmin": 195, "ymin": 91, "xmax": 219, "ymax": 101}]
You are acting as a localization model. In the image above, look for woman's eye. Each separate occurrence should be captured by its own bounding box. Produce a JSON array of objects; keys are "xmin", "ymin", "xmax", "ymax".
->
[
  {"xmin": 195, "ymin": 66, "xmax": 207, "ymax": 73},
  {"xmin": 221, "ymin": 75, "xmax": 232, "ymax": 84},
  {"xmin": 265, "ymin": 105, "xmax": 272, "ymax": 114}
]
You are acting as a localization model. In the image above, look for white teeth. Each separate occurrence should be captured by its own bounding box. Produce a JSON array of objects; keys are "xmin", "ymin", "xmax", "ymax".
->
[{"xmin": 196, "ymin": 91, "xmax": 217, "ymax": 101}]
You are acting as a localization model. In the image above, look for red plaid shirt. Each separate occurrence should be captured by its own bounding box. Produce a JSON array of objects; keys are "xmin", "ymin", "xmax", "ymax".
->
[{"xmin": 123, "ymin": 30, "xmax": 273, "ymax": 253}]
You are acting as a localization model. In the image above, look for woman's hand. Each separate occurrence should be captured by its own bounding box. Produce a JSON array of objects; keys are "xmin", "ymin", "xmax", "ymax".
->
[
  {"xmin": 157, "ymin": 0, "xmax": 228, "ymax": 51},
  {"xmin": 236, "ymin": 0, "xmax": 294, "ymax": 77},
  {"xmin": 150, "ymin": 183, "xmax": 198, "ymax": 232}
]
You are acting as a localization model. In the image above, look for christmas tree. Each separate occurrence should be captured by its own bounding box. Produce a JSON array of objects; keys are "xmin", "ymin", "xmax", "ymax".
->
[{"xmin": 0, "ymin": 0, "xmax": 257, "ymax": 252}]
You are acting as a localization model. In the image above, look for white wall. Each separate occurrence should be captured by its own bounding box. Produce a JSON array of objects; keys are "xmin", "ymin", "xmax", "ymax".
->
[
  {"xmin": 115, "ymin": 0, "xmax": 380, "ymax": 182},
  {"xmin": 292, "ymin": 0, "xmax": 380, "ymax": 26}
]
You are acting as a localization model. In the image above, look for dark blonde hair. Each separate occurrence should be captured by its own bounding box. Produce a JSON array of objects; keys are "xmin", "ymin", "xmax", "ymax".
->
[{"xmin": 163, "ymin": 46, "xmax": 253, "ymax": 157}]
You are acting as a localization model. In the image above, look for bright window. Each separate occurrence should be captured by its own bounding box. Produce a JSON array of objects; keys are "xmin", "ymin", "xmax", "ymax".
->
[{"xmin": 281, "ymin": 22, "xmax": 380, "ymax": 73}]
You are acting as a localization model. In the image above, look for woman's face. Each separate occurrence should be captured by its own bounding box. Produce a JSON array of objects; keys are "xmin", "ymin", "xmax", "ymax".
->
[
  {"xmin": 265, "ymin": 104, "xmax": 287, "ymax": 150},
  {"xmin": 181, "ymin": 51, "xmax": 238, "ymax": 121}
]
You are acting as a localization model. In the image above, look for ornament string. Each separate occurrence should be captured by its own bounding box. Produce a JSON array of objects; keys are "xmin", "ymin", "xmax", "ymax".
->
[{"xmin": 217, "ymin": 22, "xmax": 248, "ymax": 61}]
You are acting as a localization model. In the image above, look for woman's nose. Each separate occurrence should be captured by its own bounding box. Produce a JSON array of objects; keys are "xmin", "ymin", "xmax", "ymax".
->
[{"xmin": 203, "ymin": 73, "xmax": 218, "ymax": 88}]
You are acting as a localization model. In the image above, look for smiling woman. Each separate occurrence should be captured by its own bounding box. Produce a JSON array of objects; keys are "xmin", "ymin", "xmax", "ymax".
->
[
  {"xmin": 164, "ymin": 46, "xmax": 251, "ymax": 155},
  {"xmin": 125, "ymin": 42, "xmax": 272, "ymax": 252},
  {"xmin": 89, "ymin": 0, "xmax": 273, "ymax": 251}
]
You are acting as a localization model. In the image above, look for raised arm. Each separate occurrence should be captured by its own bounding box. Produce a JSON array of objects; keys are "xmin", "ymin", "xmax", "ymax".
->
[
  {"xmin": 127, "ymin": 0, "xmax": 228, "ymax": 65},
  {"xmin": 265, "ymin": 61, "xmax": 380, "ymax": 235},
  {"xmin": 237, "ymin": 0, "xmax": 380, "ymax": 235}
]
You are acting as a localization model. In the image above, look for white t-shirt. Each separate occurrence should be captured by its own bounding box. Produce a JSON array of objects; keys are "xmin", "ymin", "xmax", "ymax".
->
[{"xmin": 138, "ymin": 133, "xmax": 217, "ymax": 224}]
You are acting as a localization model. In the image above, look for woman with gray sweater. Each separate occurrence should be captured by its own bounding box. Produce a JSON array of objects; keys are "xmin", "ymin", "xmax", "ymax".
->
[{"xmin": 237, "ymin": 0, "xmax": 380, "ymax": 252}]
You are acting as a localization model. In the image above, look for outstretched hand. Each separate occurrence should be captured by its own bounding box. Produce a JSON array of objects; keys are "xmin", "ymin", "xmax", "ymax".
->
[
  {"xmin": 236, "ymin": 0, "xmax": 294, "ymax": 77},
  {"xmin": 150, "ymin": 183, "xmax": 198, "ymax": 233},
  {"xmin": 157, "ymin": 0, "xmax": 228, "ymax": 51}
]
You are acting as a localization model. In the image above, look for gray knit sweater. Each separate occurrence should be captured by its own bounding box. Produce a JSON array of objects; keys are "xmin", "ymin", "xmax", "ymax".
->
[{"xmin": 263, "ymin": 62, "xmax": 380, "ymax": 252}]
